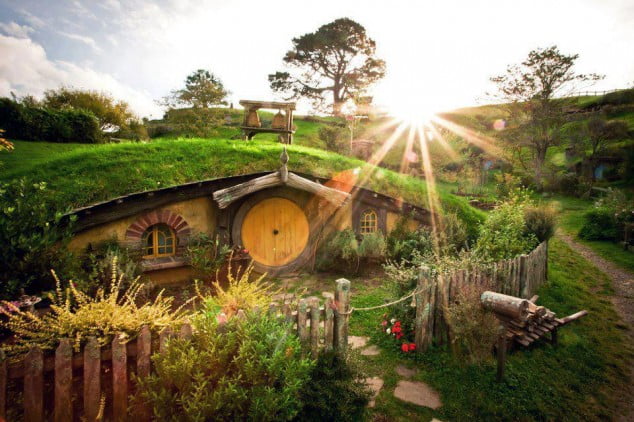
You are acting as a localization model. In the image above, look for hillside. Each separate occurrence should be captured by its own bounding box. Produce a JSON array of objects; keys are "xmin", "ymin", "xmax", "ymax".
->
[{"xmin": 0, "ymin": 139, "xmax": 485, "ymax": 230}]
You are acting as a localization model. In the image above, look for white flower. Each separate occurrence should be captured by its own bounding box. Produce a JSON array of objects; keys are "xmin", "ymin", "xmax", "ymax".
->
[
  {"xmin": 386, "ymin": 328, "xmax": 391, "ymax": 334},
  {"xmin": 390, "ymin": 318, "xmax": 396, "ymax": 324}
]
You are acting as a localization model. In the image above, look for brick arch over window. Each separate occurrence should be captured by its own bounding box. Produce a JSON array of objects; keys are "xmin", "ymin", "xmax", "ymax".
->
[{"xmin": 125, "ymin": 210, "xmax": 191, "ymax": 254}]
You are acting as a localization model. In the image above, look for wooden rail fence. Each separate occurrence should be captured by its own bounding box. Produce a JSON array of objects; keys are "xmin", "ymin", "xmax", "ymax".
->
[
  {"xmin": 415, "ymin": 241, "xmax": 549, "ymax": 351},
  {"xmin": 0, "ymin": 279, "xmax": 351, "ymax": 421}
]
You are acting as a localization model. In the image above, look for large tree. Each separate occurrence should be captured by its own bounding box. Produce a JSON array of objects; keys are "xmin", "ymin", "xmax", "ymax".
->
[
  {"xmin": 269, "ymin": 18, "xmax": 386, "ymax": 116},
  {"xmin": 490, "ymin": 46, "xmax": 603, "ymax": 188},
  {"xmin": 164, "ymin": 69, "xmax": 229, "ymax": 109}
]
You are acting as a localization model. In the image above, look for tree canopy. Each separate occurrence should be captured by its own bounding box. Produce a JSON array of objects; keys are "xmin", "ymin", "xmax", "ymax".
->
[
  {"xmin": 164, "ymin": 69, "xmax": 229, "ymax": 109},
  {"xmin": 42, "ymin": 87, "xmax": 134, "ymax": 132},
  {"xmin": 490, "ymin": 46, "xmax": 603, "ymax": 188},
  {"xmin": 269, "ymin": 18, "xmax": 386, "ymax": 115}
]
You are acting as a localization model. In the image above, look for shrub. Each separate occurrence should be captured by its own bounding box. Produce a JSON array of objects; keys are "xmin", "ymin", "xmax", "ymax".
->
[
  {"xmin": 439, "ymin": 212, "xmax": 469, "ymax": 253},
  {"xmin": 473, "ymin": 195, "xmax": 539, "ymax": 262},
  {"xmin": 0, "ymin": 179, "xmax": 77, "ymax": 299},
  {"xmin": 524, "ymin": 205, "xmax": 557, "ymax": 242},
  {"xmin": 579, "ymin": 207, "xmax": 619, "ymax": 240},
  {"xmin": 0, "ymin": 260, "xmax": 186, "ymax": 355},
  {"xmin": 79, "ymin": 240, "xmax": 144, "ymax": 295},
  {"xmin": 445, "ymin": 281, "xmax": 498, "ymax": 364},
  {"xmin": 185, "ymin": 232, "xmax": 231, "ymax": 280},
  {"xmin": 197, "ymin": 258, "xmax": 276, "ymax": 318},
  {"xmin": 316, "ymin": 228, "xmax": 359, "ymax": 273},
  {"xmin": 136, "ymin": 312, "xmax": 313, "ymax": 421},
  {"xmin": 0, "ymin": 98, "xmax": 102, "ymax": 143},
  {"xmin": 358, "ymin": 231, "xmax": 387, "ymax": 260},
  {"xmin": 318, "ymin": 125, "xmax": 348, "ymax": 154},
  {"xmin": 294, "ymin": 350, "xmax": 371, "ymax": 422},
  {"xmin": 599, "ymin": 88, "xmax": 634, "ymax": 106},
  {"xmin": 387, "ymin": 218, "xmax": 434, "ymax": 263}
]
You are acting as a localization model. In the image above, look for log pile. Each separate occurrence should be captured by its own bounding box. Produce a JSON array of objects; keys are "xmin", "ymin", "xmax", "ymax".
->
[{"xmin": 481, "ymin": 291, "xmax": 588, "ymax": 347}]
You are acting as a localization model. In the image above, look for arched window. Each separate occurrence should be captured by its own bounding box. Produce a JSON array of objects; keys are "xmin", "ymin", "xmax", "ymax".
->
[
  {"xmin": 359, "ymin": 209, "xmax": 378, "ymax": 235},
  {"xmin": 142, "ymin": 224, "xmax": 176, "ymax": 258}
]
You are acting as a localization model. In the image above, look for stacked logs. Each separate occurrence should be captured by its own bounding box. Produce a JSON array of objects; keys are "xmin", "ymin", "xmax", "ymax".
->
[{"xmin": 481, "ymin": 291, "xmax": 588, "ymax": 347}]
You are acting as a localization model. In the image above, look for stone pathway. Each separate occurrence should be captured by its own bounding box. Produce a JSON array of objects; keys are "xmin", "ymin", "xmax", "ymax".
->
[
  {"xmin": 395, "ymin": 364, "xmax": 418, "ymax": 378},
  {"xmin": 348, "ymin": 335, "xmax": 381, "ymax": 356},
  {"xmin": 558, "ymin": 232, "xmax": 634, "ymax": 422},
  {"xmin": 364, "ymin": 377, "xmax": 384, "ymax": 408},
  {"xmin": 394, "ymin": 380, "xmax": 442, "ymax": 409}
]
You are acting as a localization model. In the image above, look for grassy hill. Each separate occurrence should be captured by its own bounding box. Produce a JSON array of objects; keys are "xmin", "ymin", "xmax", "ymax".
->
[{"xmin": 0, "ymin": 138, "xmax": 485, "ymax": 230}]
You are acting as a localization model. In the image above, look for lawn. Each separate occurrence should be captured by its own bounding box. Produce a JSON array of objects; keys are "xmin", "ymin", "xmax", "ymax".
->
[
  {"xmin": 334, "ymin": 237, "xmax": 632, "ymax": 421},
  {"xmin": 0, "ymin": 138, "xmax": 484, "ymax": 230},
  {"xmin": 551, "ymin": 195, "xmax": 634, "ymax": 273}
]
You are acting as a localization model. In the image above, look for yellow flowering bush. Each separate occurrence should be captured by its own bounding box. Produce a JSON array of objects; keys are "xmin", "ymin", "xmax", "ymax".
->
[{"xmin": 1, "ymin": 257, "xmax": 189, "ymax": 356}]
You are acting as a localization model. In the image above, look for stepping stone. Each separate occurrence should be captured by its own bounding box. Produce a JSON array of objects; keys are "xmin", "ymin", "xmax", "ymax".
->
[
  {"xmin": 364, "ymin": 377, "xmax": 384, "ymax": 408},
  {"xmin": 393, "ymin": 380, "xmax": 442, "ymax": 409},
  {"xmin": 360, "ymin": 345, "xmax": 381, "ymax": 356},
  {"xmin": 395, "ymin": 364, "xmax": 418, "ymax": 378},
  {"xmin": 348, "ymin": 335, "xmax": 368, "ymax": 349}
]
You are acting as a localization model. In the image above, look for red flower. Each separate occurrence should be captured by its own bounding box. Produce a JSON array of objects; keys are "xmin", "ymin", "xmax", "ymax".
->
[
  {"xmin": 408, "ymin": 343, "xmax": 416, "ymax": 352},
  {"xmin": 396, "ymin": 333, "xmax": 403, "ymax": 340},
  {"xmin": 401, "ymin": 343, "xmax": 409, "ymax": 353},
  {"xmin": 381, "ymin": 320, "xmax": 388, "ymax": 327},
  {"xmin": 394, "ymin": 321, "xmax": 401, "ymax": 327},
  {"xmin": 392, "ymin": 326, "xmax": 401, "ymax": 334}
]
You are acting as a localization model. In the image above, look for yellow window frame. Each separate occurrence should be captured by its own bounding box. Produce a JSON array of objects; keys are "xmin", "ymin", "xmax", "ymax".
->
[
  {"xmin": 360, "ymin": 209, "xmax": 378, "ymax": 234},
  {"xmin": 142, "ymin": 224, "xmax": 176, "ymax": 258}
]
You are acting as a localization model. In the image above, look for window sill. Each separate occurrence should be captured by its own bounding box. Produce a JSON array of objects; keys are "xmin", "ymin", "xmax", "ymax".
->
[{"xmin": 142, "ymin": 256, "xmax": 189, "ymax": 272}]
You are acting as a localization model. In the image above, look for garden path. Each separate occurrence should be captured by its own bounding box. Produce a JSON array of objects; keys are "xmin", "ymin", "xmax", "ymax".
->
[{"xmin": 557, "ymin": 232, "xmax": 634, "ymax": 422}]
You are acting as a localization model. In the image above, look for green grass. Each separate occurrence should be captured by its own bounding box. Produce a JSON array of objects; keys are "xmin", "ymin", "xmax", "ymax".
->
[
  {"xmin": 552, "ymin": 195, "xmax": 634, "ymax": 273},
  {"xmin": 347, "ymin": 237, "xmax": 632, "ymax": 421},
  {"xmin": 0, "ymin": 139, "xmax": 484, "ymax": 229}
]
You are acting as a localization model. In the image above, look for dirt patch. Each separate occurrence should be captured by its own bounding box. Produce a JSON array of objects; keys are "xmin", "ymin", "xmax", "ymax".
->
[{"xmin": 558, "ymin": 232, "xmax": 634, "ymax": 422}]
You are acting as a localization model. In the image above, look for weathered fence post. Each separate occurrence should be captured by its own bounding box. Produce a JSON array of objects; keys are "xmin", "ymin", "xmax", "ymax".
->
[
  {"xmin": 324, "ymin": 294, "xmax": 335, "ymax": 351},
  {"xmin": 55, "ymin": 339, "xmax": 73, "ymax": 422},
  {"xmin": 84, "ymin": 337, "xmax": 101, "ymax": 422},
  {"xmin": 334, "ymin": 278, "xmax": 350, "ymax": 351},
  {"xmin": 415, "ymin": 267, "xmax": 432, "ymax": 352},
  {"xmin": 309, "ymin": 297, "xmax": 320, "ymax": 359},
  {"xmin": 24, "ymin": 346, "xmax": 43, "ymax": 422},
  {"xmin": 135, "ymin": 325, "xmax": 151, "ymax": 421},
  {"xmin": 496, "ymin": 324, "xmax": 507, "ymax": 382},
  {"xmin": 297, "ymin": 298, "xmax": 308, "ymax": 346},
  {"xmin": 112, "ymin": 333, "xmax": 128, "ymax": 421},
  {"xmin": 519, "ymin": 255, "xmax": 528, "ymax": 298}
]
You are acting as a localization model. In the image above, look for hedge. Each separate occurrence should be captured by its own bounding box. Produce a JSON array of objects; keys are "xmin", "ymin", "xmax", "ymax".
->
[{"xmin": 0, "ymin": 98, "xmax": 102, "ymax": 143}]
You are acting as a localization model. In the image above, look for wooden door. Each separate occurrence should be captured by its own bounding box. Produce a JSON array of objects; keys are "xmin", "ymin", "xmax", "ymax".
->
[{"xmin": 241, "ymin": 197, "xmax": 309, "ymax": 267}]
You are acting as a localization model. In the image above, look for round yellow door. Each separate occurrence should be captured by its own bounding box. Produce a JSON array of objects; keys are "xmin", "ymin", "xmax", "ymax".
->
[{"xmin": 241, "ymin": 197, "xmax": 310, "ymax": 267}]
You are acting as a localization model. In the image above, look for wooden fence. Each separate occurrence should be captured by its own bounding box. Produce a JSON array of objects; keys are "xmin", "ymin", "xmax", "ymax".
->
[
  {"xmin": 415, "ymin": 241, "xmax": 549, "ymax": 351},
  {"xmin": 0, "ymin": 279, "xmax": 351, "ymax": 421}
]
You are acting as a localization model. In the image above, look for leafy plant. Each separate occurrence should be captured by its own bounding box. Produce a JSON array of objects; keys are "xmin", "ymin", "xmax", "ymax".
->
[
  {"xmin": 0, "ymin": 179, "xmax": 77, "ymax": 299},
  {"xmin": 0, "ymin": 128, "xmax": 13, "ymax": 152},
  {"xmin": 294, "ymin": 350, "xmax": 371, "ymax": 422},
  {"xmin": 444, "ymin": 281, "xmax": 499, "ymax": 364},
  {"xmin": 136, "ymin": 312, "xmax": 313, "ymax": 421},
  {"xmin": 197, "ymin": 257, "xmax": 276, "ymax": 318},
  {"xmin": 79, "ymin": 240, "xmax": 144, "ymax": 294},
  {"xmin": 358, "ymin": 231, "xmax": 387, "ymax": 260},
  {"xmin": 1, "ymin": 257, "xmax": 187, "ymax": 355},
  {"xmin": 185, "ymin": 232, "xmax": 231, "ymax": 280},
  {"xmin": 523, "ymin": 204, "xmax": 556, "ymax": 242},
  {"xmin": 318, "ymin": 125, "xmax": 348, "ymax": 153},
  {"xmin": 579, "ymin": 207, "xmax": 618, "ymax": 240},
  {"xmin": 316, "ymin": 228, "xmax": 359, "ymax": 273},
  {"xmin": 387, "ymin": 218, "xmax": 434, "ymax": 263}
]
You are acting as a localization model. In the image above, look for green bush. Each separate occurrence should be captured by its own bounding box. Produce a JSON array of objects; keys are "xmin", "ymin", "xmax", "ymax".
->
[
  {"xmin": 473, "ymin": 197, "xmax": 538, "ymax": 262},
  {"xmin": 316, "ymin": 228, "xmax": 359, "ymax": 273},
  {"xmin": 185, "ymin": 232, "xmax": 231, "ymax": 280},
  {"xmin": 0, "ymin": 179, "xmax": 77, "ymax": 299},
  {"xmin": 579, "ymin": 207, "xmax": 619, "ymax": 240},
  {"xmin": 0, "ymin": 98, "xmax": 102, "ymax": 143},
  {"xmin": 439, "ymin": 212, "xmax": 469, "ymax": 253},
  {"xmin": 78, "ymin": 240, "xmax": 144, "ymax": 295},
  {"xmin": 136, "ymin": 312, "xmax": 313, "ymax": 421},
  {"xmin": 599, "ymin": 88, "xmax": 634, "ymax": 106},
  {"xmin": 387, "ymin": 218, "xmax": 434, "ymax": 263},
  {"xmin": 318, "ymin": 125, "xmax": 348, "ymax": 154},
  {"xmin": 358, "ymin": 231, "xmax": 387, "ymax": 260},
  {"xmin": 524, "ymin": 205, "xmax": 556, "ymax": 242},
  {"xmin": 294, "ymin": 350, "xmax": 371, "ymax": 422}
]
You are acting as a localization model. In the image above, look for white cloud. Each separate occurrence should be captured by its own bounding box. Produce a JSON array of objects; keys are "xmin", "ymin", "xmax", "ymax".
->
[
  {"xmin": 18, "ymin": 9, "xmax": 45, "ymax": 28},
  {"xmin": 58, "ymin": 31, "xmax": 102, "ymax": 53},
  {"xmin": 0, "ymin": 35, "xmax": 161, "ymax": 118},
  {"xmin": 0, "ymin": 21, "xmax": 34, "ymax": 38}
]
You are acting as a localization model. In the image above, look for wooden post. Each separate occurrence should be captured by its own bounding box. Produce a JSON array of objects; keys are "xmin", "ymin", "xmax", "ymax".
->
[
  {"xmin": 112, "ymin": 333, "xmax": 128, "ymax": 421},
  {"xmin": 334, "ymin": 278, "xmax": 351, "ymax": 352},
  {"xmin": 159, "ymin": 327, "xmax": 172, "ymax": 353},
  {"xmin": 283, "ymin": 302, "xmax": 293, "ymax": 326},
  {"xmin": 24, "ymin": 346, "xmax": 43, "ymax": 422},
  {"xmin": 84, "ymin": 337, "xmax": 101, "ymax": 422},
  {"xmin": 297, "ymin": 299, "xmax": 308, "ymax": 346},
  {"xmin": 135, "ymin": 326, "xmax": 151, "ymax": 421},
  {"xmin": 180, "ymin": 322, "xmax": 193, "ymax": 340},
  {"xmin": 55, "ymin": 339, "xmax": 73, "ymax": 422},
  {"xmin": 324, "ymin": 295, "xmax": 335, "ymax": 351},
  {"xmin": 415, "ymin": 267, "xmax": 432, "ymax": 352},
  {"xmin": 496, "ymin": 324, "xmax": 507, "ymax": 382},
  {"xmin": 0, "ymin": 349, "xmax": 6, "ymax": 421},
  {"xmin": 519, "ymin": 255, "xmax": 528, "ymax": 298},
  {"xmin": 309, "ymin": 297, "xmax": 320, "ymax": 359}
]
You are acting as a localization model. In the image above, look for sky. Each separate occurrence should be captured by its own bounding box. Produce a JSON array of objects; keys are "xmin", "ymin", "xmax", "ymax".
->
[{"xmin": 0, "ymin": 0, "xmax": 633, "ymax": 119}]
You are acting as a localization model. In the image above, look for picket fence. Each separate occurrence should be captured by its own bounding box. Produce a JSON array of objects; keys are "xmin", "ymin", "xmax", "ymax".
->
[
  {"xmin": 414, "ymin": 241, "xmax": 549, "ymax": 350},
  {"xmin": 0, "ymin": 279, "xmax": 351, "ymax": 422}
]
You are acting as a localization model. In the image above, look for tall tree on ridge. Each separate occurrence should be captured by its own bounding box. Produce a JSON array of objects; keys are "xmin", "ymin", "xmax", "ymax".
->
[{"xmin": 269, "ymin": 18, "xmax": 386, "ymax": 116}]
